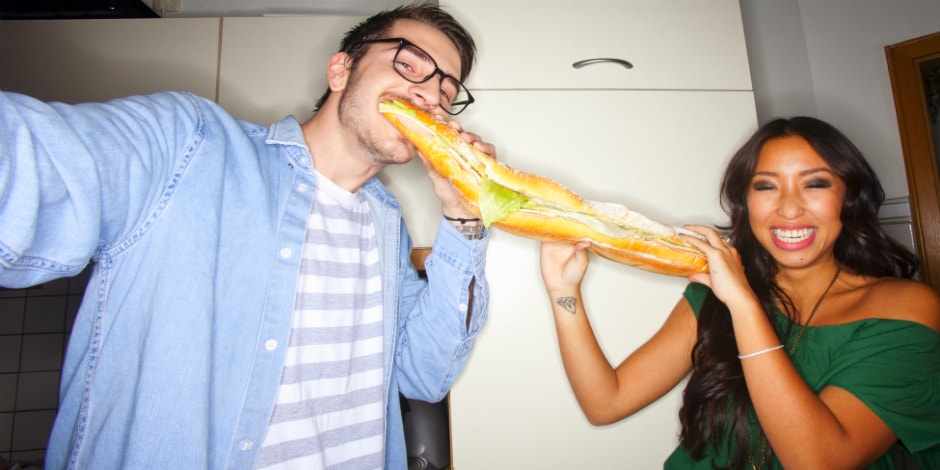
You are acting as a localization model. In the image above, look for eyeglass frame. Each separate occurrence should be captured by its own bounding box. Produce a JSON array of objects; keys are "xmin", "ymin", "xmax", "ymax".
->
[{"xmin": 354, "ymin": 37, "xmax": 475, "ymax": 115}]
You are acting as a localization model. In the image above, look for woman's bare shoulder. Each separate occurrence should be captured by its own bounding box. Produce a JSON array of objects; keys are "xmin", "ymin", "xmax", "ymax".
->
[{"xmin": 864, "ymin": 278, "xmax": 940, "ymax": 333}]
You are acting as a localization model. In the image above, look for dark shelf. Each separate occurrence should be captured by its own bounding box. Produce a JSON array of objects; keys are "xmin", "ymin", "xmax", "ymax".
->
[{"xmin": 0, "ymin": 0, "xmax": 159, "ymax": 19}]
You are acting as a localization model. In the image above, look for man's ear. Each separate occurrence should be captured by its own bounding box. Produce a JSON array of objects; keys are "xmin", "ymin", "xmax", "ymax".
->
[{"xmin": 327, "ymin": 52, "xmax": 352, "ymax": 91}]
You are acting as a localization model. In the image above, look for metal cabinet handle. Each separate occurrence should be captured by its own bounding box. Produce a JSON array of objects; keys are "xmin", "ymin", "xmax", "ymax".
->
[{"xmin": 572, "ymin": 58, "xmax": 634, "ymax": 70}]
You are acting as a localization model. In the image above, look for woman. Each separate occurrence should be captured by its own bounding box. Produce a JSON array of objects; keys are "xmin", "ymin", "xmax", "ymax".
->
[{"xmin": 540, "ymin": 117, "xmax": 940, "ymax": 469}]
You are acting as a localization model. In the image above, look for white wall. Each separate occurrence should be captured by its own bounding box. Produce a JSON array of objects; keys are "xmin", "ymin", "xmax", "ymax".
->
[
  {"xmin": 740, "ymin": 0, "xmax": 940, "ymax": 200},
  {"xmin": 739, "ymin": 0, "xmax": 816, "ymax": 121}
]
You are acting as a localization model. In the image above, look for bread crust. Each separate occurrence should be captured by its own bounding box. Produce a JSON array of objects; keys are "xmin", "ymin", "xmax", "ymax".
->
[{"xmin": 380, "ymin": 98, "xmax": 708, "ymax": 277}]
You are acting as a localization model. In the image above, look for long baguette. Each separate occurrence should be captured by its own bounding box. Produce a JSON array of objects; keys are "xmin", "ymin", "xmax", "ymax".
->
[{"xmin": 379, "ymin": 98, "xmax": 708, "ymax": 277}]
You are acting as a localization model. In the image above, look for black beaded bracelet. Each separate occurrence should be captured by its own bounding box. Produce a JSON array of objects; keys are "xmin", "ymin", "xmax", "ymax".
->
[{"xmin": 443, "ymin": 215, "xmax": 481, "ymax": 225}]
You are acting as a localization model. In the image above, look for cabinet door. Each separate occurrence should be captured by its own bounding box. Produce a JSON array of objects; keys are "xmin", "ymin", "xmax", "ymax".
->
[
  {"xmin": 446, "ymin": 0, "xmax": 752, "ymax": 91},
  {"xmin": 448, "ymin": 90, "xmax": 757, "ymax": 469},
  {"xmin": 217, "ymin": 16, "xmax": 364, "ymax": 125},
  {"xmin": 0, "ymin": 18, "xmax": 220, "ymax": 103}
]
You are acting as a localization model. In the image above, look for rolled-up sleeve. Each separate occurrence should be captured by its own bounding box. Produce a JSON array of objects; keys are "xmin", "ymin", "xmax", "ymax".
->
[{"xmin": 395, "ymin": 217, "xmax": 489, "ymax": 402}]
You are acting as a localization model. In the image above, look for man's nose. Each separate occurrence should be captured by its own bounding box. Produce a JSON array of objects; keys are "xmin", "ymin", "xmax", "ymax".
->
[{"xmin": 408, "ymin": 80, "xmax": 442, "ymax": 112}]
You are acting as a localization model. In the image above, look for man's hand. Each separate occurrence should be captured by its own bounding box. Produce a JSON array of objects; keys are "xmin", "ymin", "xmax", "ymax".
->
[{"xmin": 426, "ymin": 120, "xmax": 496, "ymax": 219}]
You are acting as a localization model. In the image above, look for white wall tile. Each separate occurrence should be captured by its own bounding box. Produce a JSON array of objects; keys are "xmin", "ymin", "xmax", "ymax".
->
[
  {"xmin": 0, "ymin": 337, "xmax": 21, "ymax": 374},
  {"xmin": 0, "ymin": 412, "xmax": 12, "ymax": 453},
  {"xmin": 0, "ymin": 298, "xmax": 25, "ymax": 335},
  {"xmin": 11, "ymin": 410, "xmax": 56, "ymax": 450},
  {"xmin": 15, "ymin": 372, "xmax": 59, "ymax": 411},
  {"xmin": 0, "ymin": 374, "xmax": 16, "ymax": 412},
  {"xmin": 18, "ymin": 335, "xmax": 63, "ymax": 372},
  {"xmin": 23, "ymin": 297, "xmax": 67, "ymax": 334}
]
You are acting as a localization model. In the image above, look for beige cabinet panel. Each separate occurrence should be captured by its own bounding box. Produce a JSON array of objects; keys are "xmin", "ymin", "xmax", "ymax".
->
[
  {"xmin": 448, "ymin": 89, "xmax": 757, "ymax": 468},
  {"xmin": 437, "ymin": 4, "xmax": 758, "ymax": 464},
  {"xmin": 217, "ymin": 16, "xmax": 365, "ymax": 125},
  {"xmin": 458, "ymin": 92, "xmax": 757, "ymax": 221},
  {"xmin": 0, "ymin": 18, "xmax": 220, "ymax": 103},
  {"xmin": 447, "ymin": 0, "xmax": 752, "ymax": 91}
]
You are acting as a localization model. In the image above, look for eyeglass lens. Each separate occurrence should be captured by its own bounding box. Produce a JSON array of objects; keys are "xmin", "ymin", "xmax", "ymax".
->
[{"xmin": 394, "ymin": 44, "xmax": 471, "ymax": 113}]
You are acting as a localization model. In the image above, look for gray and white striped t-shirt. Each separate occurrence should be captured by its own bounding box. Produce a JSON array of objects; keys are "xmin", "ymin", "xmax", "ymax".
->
[{"xmin": 256, "ymin": 172, "xmax": 385, "ymax": 469}]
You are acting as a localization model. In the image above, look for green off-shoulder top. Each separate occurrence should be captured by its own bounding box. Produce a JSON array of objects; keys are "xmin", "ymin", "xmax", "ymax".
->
[{"xmin": 665, "ymin": 282, "xmax": 940, "ymax": 469}]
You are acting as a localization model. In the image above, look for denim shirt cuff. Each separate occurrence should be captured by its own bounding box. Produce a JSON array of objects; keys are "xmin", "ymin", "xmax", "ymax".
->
[{"xmin": 430, "ymin": 218, "xmax": 489, "ymax": 336}]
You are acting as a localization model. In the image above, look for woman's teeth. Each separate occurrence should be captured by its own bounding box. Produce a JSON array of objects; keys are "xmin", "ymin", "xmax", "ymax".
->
[{"xmin": 773, "ymin": 228, "xmax": 814, "ymax": 243}]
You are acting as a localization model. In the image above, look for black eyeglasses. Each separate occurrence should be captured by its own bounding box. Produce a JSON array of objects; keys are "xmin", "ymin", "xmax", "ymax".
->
[{"xmin": 356, "ymin": 37, "xmax": 475, "ymax": 115}]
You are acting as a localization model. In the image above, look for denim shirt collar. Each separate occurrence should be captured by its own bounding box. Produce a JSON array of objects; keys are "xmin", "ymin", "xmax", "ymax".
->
[
  {"xmin": 266, "ymin": 115, "xmax": 403, "ymax": 213},
  {"xmin": 266, "ymin": 116, "xmax": 314, "ymax": 171}
]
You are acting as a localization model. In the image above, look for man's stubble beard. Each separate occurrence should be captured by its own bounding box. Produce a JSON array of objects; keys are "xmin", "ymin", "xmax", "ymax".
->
[{"xmin": 337, "ymin": 71, "xmax": 414, "ymax": 167}]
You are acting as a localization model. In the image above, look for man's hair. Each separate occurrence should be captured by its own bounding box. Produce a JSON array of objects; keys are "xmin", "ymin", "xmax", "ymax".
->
[{"xmin": 313, "ymin": 2, "xmax": 476, "ymax": 112}]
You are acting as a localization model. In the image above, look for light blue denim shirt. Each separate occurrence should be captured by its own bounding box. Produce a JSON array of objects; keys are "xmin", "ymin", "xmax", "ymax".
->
[{"xmin": 0, "ymin": 90, "xmax": 489, "ymax": 469}]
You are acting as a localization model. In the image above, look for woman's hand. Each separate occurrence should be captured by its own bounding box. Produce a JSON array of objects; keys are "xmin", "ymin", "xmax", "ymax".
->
[
  {"xmin": 680, "ymin": 225, "xmax": 756, "ymax": 311},
  {"xmin": 540, "ymin": 240, "xmax": 591, "ymax": 294}
]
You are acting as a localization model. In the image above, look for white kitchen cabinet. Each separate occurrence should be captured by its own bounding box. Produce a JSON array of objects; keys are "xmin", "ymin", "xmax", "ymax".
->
[
  {"xmin": 442, "ymin": 1, "xmax": 758, "ymax": 468},
  {"xmin": 446, "ymin": 0, "xmax": 752, "ymax": 91},
  {"xmin": 217, "ymin": 16, "xmax": 364, "ymax": 125},
  {"xmin": 450, "ymin": 90, "xmax": 757, "ymax": 469},
  {"xmin": 0, "ymin": 16, "xmax": 367, "ymax": 121},
  {"xmin": 0, "ymin": 18, "xmax": 220, "ymax": 103}
]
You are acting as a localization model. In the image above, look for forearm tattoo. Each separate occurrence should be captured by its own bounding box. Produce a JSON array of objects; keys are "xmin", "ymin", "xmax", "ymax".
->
[
  {"xmin": 555, "ymin": 296, "xmax": 578, "ymax": 314},
  {"xmin": 456, "ymin": 223, "xmax": 484, "ymax": 240}
]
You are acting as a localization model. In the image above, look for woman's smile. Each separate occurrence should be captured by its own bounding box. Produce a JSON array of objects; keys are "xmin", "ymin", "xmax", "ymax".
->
[{"xmin": 771, "ymin": 226, "xmax": 816, "ymax": 249}]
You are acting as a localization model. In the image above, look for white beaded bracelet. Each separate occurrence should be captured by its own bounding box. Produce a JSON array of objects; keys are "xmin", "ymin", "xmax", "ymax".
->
[{"xmin": 737, "ymin": 344, "xmax": 784, "ymax": 360}]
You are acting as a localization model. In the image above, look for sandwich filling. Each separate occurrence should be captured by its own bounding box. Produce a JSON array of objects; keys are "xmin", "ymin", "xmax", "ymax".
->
[{"xmin": 379, "ymin": 98, "xmax": 704, "ymax": 261}]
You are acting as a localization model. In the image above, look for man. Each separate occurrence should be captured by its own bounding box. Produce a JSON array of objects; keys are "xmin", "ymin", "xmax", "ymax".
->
[{"xmin": 0, "ymin": 4, "xmax": 491, "ymax": 469}]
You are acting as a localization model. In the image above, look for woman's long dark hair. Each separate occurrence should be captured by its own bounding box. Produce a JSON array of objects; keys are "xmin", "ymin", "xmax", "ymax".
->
[{"xmin": 677, "ymin": 117, "xmax": 919, "ymax": 467}]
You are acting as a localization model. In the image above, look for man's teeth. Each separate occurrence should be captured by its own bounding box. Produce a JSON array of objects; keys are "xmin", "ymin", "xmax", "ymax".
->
[{"xmin": 773, "ymin": 228, "xmax": 814, "ymax": 243}]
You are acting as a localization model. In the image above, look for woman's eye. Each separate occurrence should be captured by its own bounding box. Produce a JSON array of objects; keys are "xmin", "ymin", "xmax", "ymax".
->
[
  {"xmin": 751, "ymin": 182, "xmax": 775, "ymax": 191},
  {"xmin": 806, "ymin": 179, "xmax": 832, "ymax": 189}
]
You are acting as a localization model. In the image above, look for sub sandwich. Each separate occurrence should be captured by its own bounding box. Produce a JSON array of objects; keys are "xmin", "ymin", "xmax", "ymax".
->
[{"xmin": 379, "ymin": 98, "xmax": 708, "ymax": 277}]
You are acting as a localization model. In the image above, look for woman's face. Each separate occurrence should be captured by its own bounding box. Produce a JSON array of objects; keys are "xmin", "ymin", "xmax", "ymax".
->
[{"xmin": 747, "ymin": 135, "xmax": 846, "ymax": 270}]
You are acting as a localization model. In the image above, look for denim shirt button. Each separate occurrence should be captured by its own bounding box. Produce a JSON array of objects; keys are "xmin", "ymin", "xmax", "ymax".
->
[
  {"xmin": 458, "ymin": 303, "xmax": 468, "ymax": 312},
  {"xmin": 239, "ymin": 439, "xmax": 254, "ymax": 451},
  {"xmin": 264, "ymin": 339, "xmax": 278, "ymax": 351},
  {"xmin": 279, "ymin": 248, "xmax": 292, "ymax": 259},
  {"xmin": 297, "ymin": 183, "xmax": 308, "ymax": 193}
]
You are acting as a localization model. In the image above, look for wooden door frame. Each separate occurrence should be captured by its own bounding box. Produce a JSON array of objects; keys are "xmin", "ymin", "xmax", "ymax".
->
[{"xmin": 886, "ymin": 31, "xmax": 940, "ymax": 292}]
